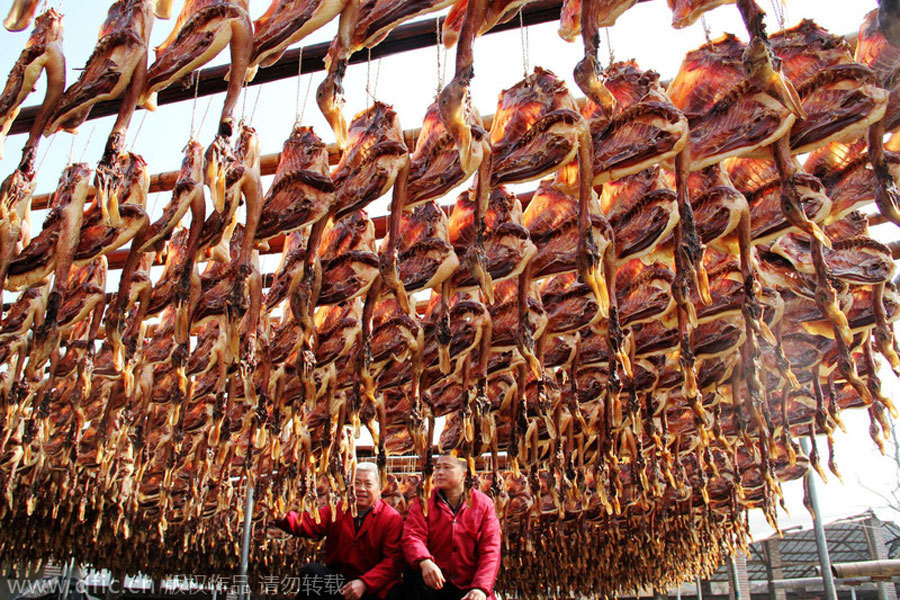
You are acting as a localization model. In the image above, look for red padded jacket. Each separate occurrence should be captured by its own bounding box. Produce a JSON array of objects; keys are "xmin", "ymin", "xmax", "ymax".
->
[
  {"xmin": 402, "ymin": 489, "xmax": 502, "ymax": 599},
  {"xmin": 275, "ymin": 499, "xmax": 404, "ymax": 598}
]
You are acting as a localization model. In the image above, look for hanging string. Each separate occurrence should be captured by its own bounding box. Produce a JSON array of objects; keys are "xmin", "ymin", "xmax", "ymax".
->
[
  {"xmin": 197, "ymin": 96, "xmax": 214, "ymax": 136},
  {"xmin": 240, "ymin": 81, "xmax": 249, "ymax": 123},
  {"xmin": 435, "ymin": 17, "xmax": 444, "ymax": 96},
  {"xmin": 250, "ymin": 86, "xmax": 263, "ymax": 124},
  {"xmin": 35, "ymin": 133, "xmax": 56, "ymax": 176},
  {"xmin": 78, "ymin": 124, "xmax": 97, "ymax": 163},
  {"xmin": 129, "ymin": 109, "xmax": 149, "ymax": 152},
  {"xmin": 365, "ymin": 47, "xmax": 373, "ymax": 101},
  {"xmin": 605, "ymin": 27, "xmax": 614, "ymax": 66},
  {"xmin": 67, "ymin": 133, "xmax": 76, "ymax": 165},
  {"xmin": 519, "ymin": 10, "xmax": 530, "ymax": 76},
  {"xmin": 189, "ymin": 71, "xmax": 201, "ymax": 140},
  {"xmin": 296, "ymin": 73, "xmax": 313, "ymax": 125},
  {"xmin": 769, "ymin": 0, "xmax": 786, "ymax": 31},
  {"xmin": 372, "ymin": 58, "xmax": 383, "ymax": 100},
  {"xmin": 700, "ymin": 15, "xmax": 712, "ymax": 46},
  {"xmin": 295, "ymin": 46, "xmax": 304, "ymax": 122}
]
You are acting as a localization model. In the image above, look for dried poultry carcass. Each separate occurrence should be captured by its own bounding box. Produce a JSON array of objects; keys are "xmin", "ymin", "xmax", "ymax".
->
[
  {"xmin": 523, "ymin": 176, "xmax": 610, "ymax": 279},
  {"xmin": 3, "ymin": 0, "xmax": 38, "ymax": 31},
  {"xmin": 667, "ymin": 0, "xmax": 735, "ymax": 29},
  {"xmin": 448, "ymin": 185, "xmax": 534, "ymax": 302},
  {"xmin": 582, "ymin": 61, "xmax": 689, "ymax": 182},
  {"xmin": 315, "ymin": 211, "xmax": 379, "ymax": 408},
  {"xmin": 197, "ymin": 123, "xmax": 261, "ymax": 264},
  {"xmin": 726, "ymin": 157, "xmax": 832, "ymax": 246},
  {"xmin": 599, "ymin": 167, "xmax": 679, "ymax": 263},
  {"xmin": 256, "ymin": 125, "xmax": 334, "ymax": 340},
  {"xmin": 6, "ymin": 165, "xmax": 90, "ymax": 374},
  {"xmin": 0, "ymin": 285, "xmax": 47, "ymax": 409},
  {"xmin": 365, "ymin": 299, "xmax": 423, "ymax": 463},
  {"xmin": 448, "ymin": 184, "xmax": 535, "ymax": 383},
  {"xmin": 490, "ymin": 68, "xmax": 584, "ymax": 186},
  {"xmin": 407, "ymin": 100, "xmax": 484, "ymax": 206},
  {"xmin": 251, "ymin": 0, "xmax": 349, "ymax": 73},
  {"xmin": 0, "ymin": 9, "xmax": 64, "ymax": 165},
  {"xmin": 346, "ymin": 0, "xmax": 453, "ymax": 54},
  {"xmin": 0, "ymin": 168, "xmax": 34, "ymax": 297},
  {"xmin": 854, "ymin": 12, "xmax": 900, "ymax": 231},
  {"xmin": 141, "ymin": 0, "xmax": 251, "ymax": 121},
  {"xmin": 557, "ymin": 0, "xmax": 638, "ymax": 41},
  {"xmin": 139, "ymin": 140, "xmax": 205, "ymax": 254},
  {"xmin": 667, "ymin": 34, "xmax": 796, "ymax": 170},
  {"xmin": 804, "ymin": 140, "xmax": 900, "ymax": 224},
  {"xmin": 769, "ymin": 20, "xmax": 888, "ymax": 155},
  {"xmin": 193, "ymin": 225, "xmax": 262, "ymax": 365},
  {"xmin": 316, "ymin": 211, "xmax": 380, "ymax": 307},
  {"xmin": 452, "ymin": 0, "xmax": 582, "ymax": 49},
  {"xmin": 73, "ymin": 152, "xmax": 150, "ymax": 266},
  {"xmin": 45, "ymin": 0, "xmax": 154, "ymax": 137},
  {"xmin": 331, "ymin": 103, "xmax": 410, "ymax": 310},
  {"xmin": 257, "ymin": 126, "xmax": 334, "ymax": 243},
  {"xmin": 857, "ymin": 9, "xmax": 900, "ymax": 133},
  {"xmin": 396, "ymin": 201, "xmax": 460, "ymax": 295}
]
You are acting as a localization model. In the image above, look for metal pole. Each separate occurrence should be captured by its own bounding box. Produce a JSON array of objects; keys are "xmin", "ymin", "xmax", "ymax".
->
[
  {"xmin": 239, "ymin": 480, "xmax": 255, "ymax": 600},
  {"xmin": 730, "ymin": 556, "xmax": 743, "ymax": 600},
  {"xmin": 851, "ymin": 587, "xmax": 858, "ymax": 600},
  {"xmin": 697, "ymin": 577, "xmax": 704, "ymax": 600},
  {"xmin": 677, "ymin": 587, "xmax": 682, "ymax": 600},
  {"xmin": 800, "ymin": 437, "xmax": 838, "ymax": 600}
]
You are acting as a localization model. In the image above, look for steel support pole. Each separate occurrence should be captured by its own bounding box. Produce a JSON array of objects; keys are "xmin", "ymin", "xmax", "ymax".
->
[
  {"xmin": 730, "ymin": 556, "xmax": 743, "ymax": 600},
  {"xmin": 239, "ymin": 480, "xmax": 255, "ymax": 600},
  {"xmin": 800, "ymin": 437, "xmax": 838, "ymax": 600},
  {"xmin": 697, "ymin": 577, "xmax": 704, "ymax": 600}
]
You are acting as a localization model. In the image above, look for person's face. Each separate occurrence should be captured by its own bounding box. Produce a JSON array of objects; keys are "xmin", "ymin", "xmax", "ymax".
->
[
  {"xmin": 433, "ymin": 456, "xmax": 465, "ymax": 491},
  {"xmin": 354, "ymin": 470, "xmax": 380, "ymax": 511}
]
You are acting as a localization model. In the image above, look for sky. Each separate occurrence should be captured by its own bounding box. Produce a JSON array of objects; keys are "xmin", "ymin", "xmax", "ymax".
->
[{"xmin": 0, "ymin": 0, "xmax": 898, "ymax": 543}]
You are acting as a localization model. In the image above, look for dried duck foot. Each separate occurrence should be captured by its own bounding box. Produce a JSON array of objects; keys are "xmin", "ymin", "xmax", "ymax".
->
[
  {"xmin": 438, "ymin": 71, "xmax": 479, "ymax": 173},
  {"xmin": 204, "ymin": 128, "xmax": 235, "ymax": 214},
  {"xmin": 316, "ymin": 60, "xmax": 349, "ymax": 148},
  {"xmin": 873, "ymin": 283, "xmax": 900, "ymax": 375},
  {"xmin": 95, "ymin": 132, "xmax": 126, "ymax": 227},
  {"xmin": 573, "ymin": 53, "xmax": 616, "ymax": 117},
  {"xmin": 576, "ymin": 233, "xmax": 608, "ymax": 317},
  {"xmin": 378, "ymin": 250, "xmax": 410, "ymax": 313},
  {"xmin": 742, "ymin": 36, "xmax": 805, "ymax": 120},
  {"xmin": 464, "ymin": 243, "xmax": 494, "ymax": 305}
]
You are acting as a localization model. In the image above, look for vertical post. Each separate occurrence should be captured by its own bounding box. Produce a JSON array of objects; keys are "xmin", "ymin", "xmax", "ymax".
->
[
  {"xmin": 239, "ymin": 479, "xmax": 255, "ymax": 600},
  {"xmin": 800, "ymin": 437, "xmax": 838, "ymax": 600},
  {"xmin": 697, "ymin": 577, "xmax": 704, "ymax": 600},
  {"xmin": 730, "ymin": 556, "xmax": 742, "ymax": 600},
  {"xmin": 764, "ymin": 539, "xmax": 787, "ymax": 600},
  {"xmin": 677, "ymin": 587, "xmax": 682, "ymax": 600},
  {"xmin": 850, "ymin": 587, "xmax": 858, "ymax": 600}
]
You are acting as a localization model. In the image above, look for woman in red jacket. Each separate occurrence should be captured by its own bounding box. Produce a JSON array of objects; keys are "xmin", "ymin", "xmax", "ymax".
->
[
  {"xmin": 271, "ymin": 463, "xmax": 404, "ymax": 600},
  {"xmin": 402, "ymin": 456, "xmax": 502, "ymax": 600}
]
